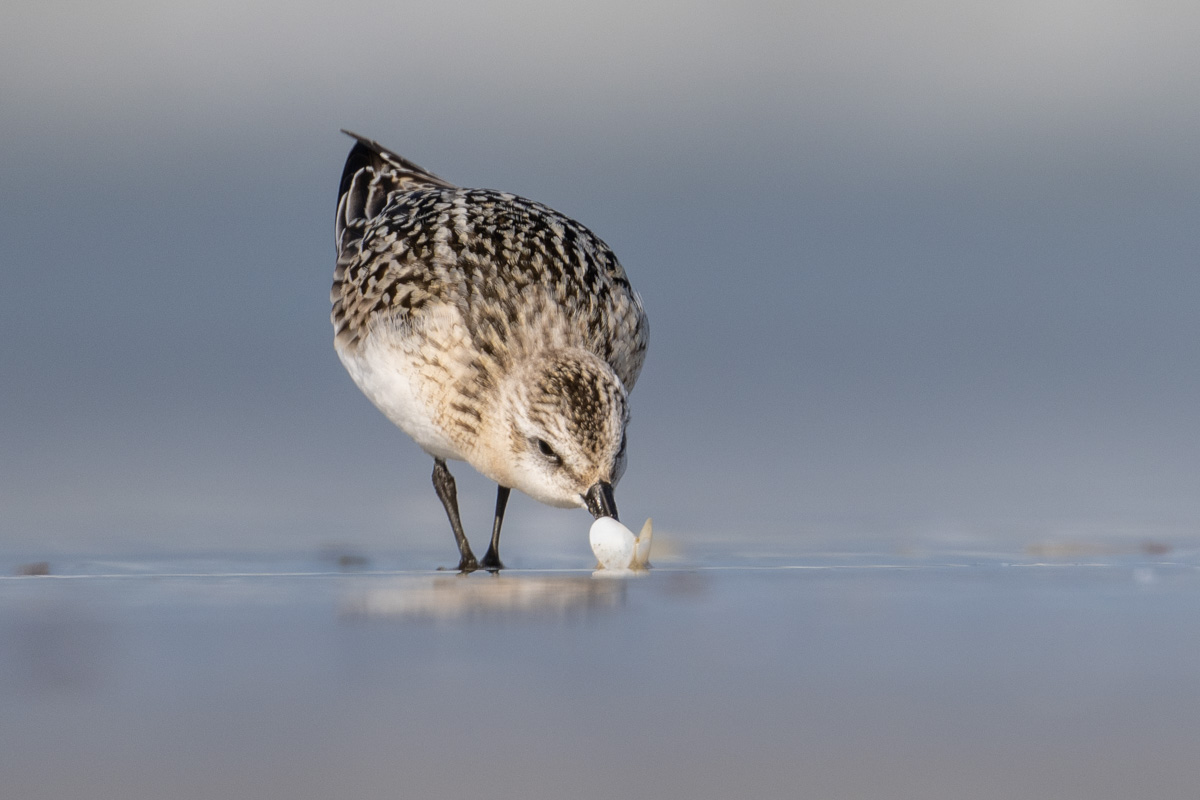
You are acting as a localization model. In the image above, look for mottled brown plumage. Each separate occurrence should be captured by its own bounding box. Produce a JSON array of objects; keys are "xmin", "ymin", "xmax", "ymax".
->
[{"xmin": 331, "ymin": 131, "xmax": 648, "ymax": 570}]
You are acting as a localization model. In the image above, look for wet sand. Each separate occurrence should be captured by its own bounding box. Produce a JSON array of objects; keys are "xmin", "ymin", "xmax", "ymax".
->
[{"xmin": 3, "ymin": 547, "xmax": 1199, "ymax": 799}]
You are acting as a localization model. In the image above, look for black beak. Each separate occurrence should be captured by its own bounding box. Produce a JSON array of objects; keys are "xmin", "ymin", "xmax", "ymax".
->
[{"xmin": 584, "ymin": 481, "xmax": 619, "ymax": 521}]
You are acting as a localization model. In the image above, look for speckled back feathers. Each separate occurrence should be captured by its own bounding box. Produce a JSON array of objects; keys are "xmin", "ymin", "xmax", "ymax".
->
[{"xmin": 331, "ymin": 132, "xmax": 649, "ymax": 393}]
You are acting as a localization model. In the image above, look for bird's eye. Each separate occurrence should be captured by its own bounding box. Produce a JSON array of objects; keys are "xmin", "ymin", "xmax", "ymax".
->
[{"xmin": 534, "ymin": 438, "xmax": 562, "ymax": 466}]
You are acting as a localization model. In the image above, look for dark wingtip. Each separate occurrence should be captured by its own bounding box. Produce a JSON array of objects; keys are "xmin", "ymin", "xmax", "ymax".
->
[
  {"xmin": 340, "ymin": 129, "xmax": 376, "ymax": 147},
  {"xmin": 338, "ymin": 131, "xmax": 382, "ymax": 200},
  {"xmin": 337, "ymin": 129, "xmax": 454, "ymax": 193}
]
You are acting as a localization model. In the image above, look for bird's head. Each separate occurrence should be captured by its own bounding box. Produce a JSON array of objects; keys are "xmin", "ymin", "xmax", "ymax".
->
[{"xmin": 486, "ymin": 348, "xmax": 628, "ymax": 519}]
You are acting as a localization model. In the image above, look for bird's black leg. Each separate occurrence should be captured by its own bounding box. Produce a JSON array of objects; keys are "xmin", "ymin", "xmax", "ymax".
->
[
  {"xmin": 432, "ymin": 458, "xmax": 478, "ymax": 572},
  {"xmin": 481, "ymin": 485, "xmax": 510, "ymax": 571}
]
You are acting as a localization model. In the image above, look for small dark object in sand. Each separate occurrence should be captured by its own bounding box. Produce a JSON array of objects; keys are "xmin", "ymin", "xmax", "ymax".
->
[
  {"xmin": 317, "ymin": 545, "xmax": 371, "ymax": 570},
  {"xmin": 17, "ymin": 562, "xmax": 51, "ymax": 576},
  {"xmin": 337, "ymin": 553, "xmax": 370, "ymax": 569}
]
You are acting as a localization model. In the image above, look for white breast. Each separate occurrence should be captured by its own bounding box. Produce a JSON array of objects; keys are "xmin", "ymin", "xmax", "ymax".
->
[{"xmin": 335, "ymin": 308, "xmax": 470, "ymax": 462}]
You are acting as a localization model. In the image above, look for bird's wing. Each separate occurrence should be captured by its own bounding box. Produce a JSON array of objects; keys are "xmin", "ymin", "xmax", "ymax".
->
[
  {"xmin": 332, "ymin": 135, "xmax": 648, "ymax": 389},
  {"xmin": 335, "ymin": 130, "xmax": 457, "ymax": 254},
  {"xmin": 332, "ymin": 133, "xmax": 460, "ymax": 350}
]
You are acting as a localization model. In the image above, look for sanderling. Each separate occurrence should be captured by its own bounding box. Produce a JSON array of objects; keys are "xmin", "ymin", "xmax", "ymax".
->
[{"xmin": 331, "ymin": 131, "xmax": 649, "ymax": 571}]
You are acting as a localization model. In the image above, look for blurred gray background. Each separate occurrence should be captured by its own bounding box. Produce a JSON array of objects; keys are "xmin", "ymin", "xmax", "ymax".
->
[{"xmin": 3, "ymin": 0, "xmax": 1198, "ymax": 557}]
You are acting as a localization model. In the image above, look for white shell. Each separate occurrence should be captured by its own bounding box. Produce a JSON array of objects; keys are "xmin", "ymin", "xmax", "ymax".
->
[
  {"xmin": 590, "ymin": 517, "xmax": 636, "ymax": 570},
  {"xmin": 590, "ymin": 516, "xmax": 654, "ymax": 572},
  {"xmin": 631, "ymin": 518, "xmax": 653, "ymax": 570}
]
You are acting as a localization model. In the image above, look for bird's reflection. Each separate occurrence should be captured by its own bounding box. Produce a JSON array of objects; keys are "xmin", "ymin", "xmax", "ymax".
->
[{"xmin": 341, "ymin": 574, "xmax": 627, "ymax": 621}]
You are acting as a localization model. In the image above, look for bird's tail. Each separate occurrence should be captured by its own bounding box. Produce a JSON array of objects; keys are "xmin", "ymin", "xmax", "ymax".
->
[{"xmin": 334, "ymin": 130, "xmax": 456, "ymax": 254}]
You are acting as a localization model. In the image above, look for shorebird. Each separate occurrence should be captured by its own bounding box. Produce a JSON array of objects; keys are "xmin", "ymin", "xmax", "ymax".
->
[{"xmin": 331, "ymin": 131, "xmax": 649, "ymax": 571}]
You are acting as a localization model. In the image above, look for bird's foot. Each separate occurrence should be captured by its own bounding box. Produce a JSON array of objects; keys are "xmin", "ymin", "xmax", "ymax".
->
[
  {"xmin": 437, "ymin": 555, "xmax": 479, "ymax": 573},
  {"xmin": 480, "ymin": 548, "xmax": 505, "ymax": 572}
]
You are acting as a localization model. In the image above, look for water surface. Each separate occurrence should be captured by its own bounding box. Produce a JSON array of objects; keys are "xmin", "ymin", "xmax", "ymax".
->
[{"xmin": 3, "ymin": 548, "xmax": 1198, "ymax": 799}]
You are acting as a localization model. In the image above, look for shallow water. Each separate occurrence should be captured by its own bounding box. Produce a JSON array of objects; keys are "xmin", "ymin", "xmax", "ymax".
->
[{"xmin": 3, "ymin": 548, "xmax": 1199, "ymax": 800}]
